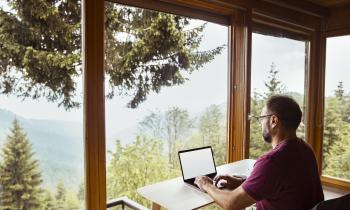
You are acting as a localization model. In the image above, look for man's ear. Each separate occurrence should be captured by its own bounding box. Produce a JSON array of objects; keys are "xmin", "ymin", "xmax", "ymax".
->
[{"xmin": 270, "ymin": 115, "xmax": 279, "ymax": 128}]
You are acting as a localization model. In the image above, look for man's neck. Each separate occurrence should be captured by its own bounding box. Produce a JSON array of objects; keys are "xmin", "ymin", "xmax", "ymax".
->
[{"xmin": 271, "ymin": 130, "xmax": 297, "ymax": 148}]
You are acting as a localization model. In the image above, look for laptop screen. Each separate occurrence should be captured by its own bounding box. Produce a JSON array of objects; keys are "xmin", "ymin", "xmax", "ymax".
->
[{"xmin": 179, "ymin": 147, "xmax": 216, "ymax": 180}]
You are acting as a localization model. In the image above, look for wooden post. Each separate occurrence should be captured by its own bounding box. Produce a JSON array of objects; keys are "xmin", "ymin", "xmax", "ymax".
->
[
  {"xmin": 228, "ymin": 9, "xmax": 251, "ymax": 162},
  {"xmin": 82, "ymin": 0, "xmax": 106, "ymax": 209}
]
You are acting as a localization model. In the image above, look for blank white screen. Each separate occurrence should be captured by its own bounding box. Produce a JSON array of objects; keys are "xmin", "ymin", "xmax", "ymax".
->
[{"xmin": 179, "ymin": 148, "xmax": 216, "ymax": 180}]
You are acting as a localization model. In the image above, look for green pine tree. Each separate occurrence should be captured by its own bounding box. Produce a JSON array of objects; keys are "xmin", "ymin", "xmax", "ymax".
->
[
  {"xmin": 335, "ymin": 81, "xmax": 345, "ymax": 101},
  {"xmin": 323, "ymin": 97, "xmax": 343, "ymax": 169},
  {"xmin": 322, "ymin": 83, "xmax": 350, "ymax": 178},
  {"xmin": 0, "ymin": 119, "xmax": 43, "ymax": 210},
  {"xmin": 77, "ymin": 181, "xmax": 85, "ymax": 205},
  {"xmin": 54, "ymin": 179, "xmax": 67, "ymax": 210},
  {"xmin": 323, "ymin": 123, "xmax": 350, "ymax": 180},
  {"xmin": 263, "ymin": 62, "xmax": 286, "ymax": 99},
  {"xmin": 41, "ymin": 190, "xmax": 56, "ymax": 210},
  {"xmin": 0, "ymin": 1, "xmax": 224, "ymax": 109},
  {"xmin": 65, "ymin": 190, "xmax": 80, "ymax": 210},
  {"xmin": 334, "ymin": 81, "xmax": 350, "ymax": 123}
]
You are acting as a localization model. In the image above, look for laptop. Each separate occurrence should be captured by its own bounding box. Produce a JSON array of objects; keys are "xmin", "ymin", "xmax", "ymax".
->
[{"xmin": 178, "ymin": 146, "xmax": 217, "ymax": 190}]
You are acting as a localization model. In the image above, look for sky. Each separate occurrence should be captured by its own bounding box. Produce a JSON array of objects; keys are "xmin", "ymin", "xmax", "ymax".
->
[
  {"xmin": 251, "ymin": 33, "xmax": 306, "ymax": 95},
  {"xmin": 325, "ymin": 35, "xmax": 350, "ymax": 96},
  {"xmin": 0, "ymin": 2, "xmax": 350, "ymax": 135}
]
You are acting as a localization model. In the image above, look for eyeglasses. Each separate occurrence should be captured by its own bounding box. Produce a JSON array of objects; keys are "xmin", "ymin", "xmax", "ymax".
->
[{"xmin": 248, "ymin": 114, "xmax": 274, "ymax": 122}]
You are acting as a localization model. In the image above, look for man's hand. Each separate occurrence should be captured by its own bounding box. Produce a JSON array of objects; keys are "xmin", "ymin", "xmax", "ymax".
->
[
  {"xmin": 194, "ymin": 176, "xmax": 213, "ymax": 192},
  {"xmin": 213, "ymin": 175, "xmax": 244, "ymax": 190},
  {"xmin": 195, "ymin": 175, "xmax": 256, "ymax": 210}
]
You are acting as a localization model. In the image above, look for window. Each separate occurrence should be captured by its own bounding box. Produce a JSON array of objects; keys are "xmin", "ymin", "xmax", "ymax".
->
[
  {"xmin": 322, "ymin": 35, "xmax": 350, "ymax": 182},
  {"xmin": 249, "ymin": 30, "xmax": 309, "ymax": 159},
  {"xmin": 0, "ymin": 1, "xmax": 84, "ymax": 209},
  {"xmin": 104, "ymin": 2, "xmax": 228, "ymax": 207}
]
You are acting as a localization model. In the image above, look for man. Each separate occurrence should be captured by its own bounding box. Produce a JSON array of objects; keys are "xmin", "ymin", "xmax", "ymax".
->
[{"xmin": 195, "ymin": 95, "xmax": 324, "ymax": 210}]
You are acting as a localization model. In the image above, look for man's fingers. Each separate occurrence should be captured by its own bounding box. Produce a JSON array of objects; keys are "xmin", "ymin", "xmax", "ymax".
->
[
  {"xmin": 194, "ymin": 177, "xmax": 199, "ymax": 185},
  {"xmin": 195, "ymin": 176, "xmax": 204, "ymax": 186},
  {"xmin": 221, "ymin": 182, "xmax": 228, "ymax": 188},
  {"xmin": 215, "ymin": 177, "xmax": 226, "ymax": 186},
  {"xmin": 214, "ymin": 175, "xmax": 229, "ymax": 186},
  {"xmin": 214, "ymin": 175, "xmax": 226, "ymax": 181}
]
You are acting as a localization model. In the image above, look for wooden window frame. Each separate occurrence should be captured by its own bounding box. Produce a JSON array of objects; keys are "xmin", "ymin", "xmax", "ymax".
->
[
  {"xmin": 320, "ymin": 5, "xmax": 350, "ymax": 191},
  {"xmin": 82, "ymin": 1, "xmax": 349, "ymax": 209},
  {"xmin": 247, "ymin": 16, "xmax": 313, "ymax": 156},
  {"xmin": 319, "ymin": 33, "xmax": 350, "ymax": 191}
]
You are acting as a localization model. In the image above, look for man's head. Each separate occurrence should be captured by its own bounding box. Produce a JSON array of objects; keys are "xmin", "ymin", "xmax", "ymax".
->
[{"xmin": 260, "ymin": 95, "xmax": 302, "ymax": 143}]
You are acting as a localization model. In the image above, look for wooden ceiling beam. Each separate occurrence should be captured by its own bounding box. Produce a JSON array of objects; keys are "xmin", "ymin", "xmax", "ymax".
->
[
  {"xmin": 261, "ymin": 0, "xmax": 329, "ymax": 18},
  {"xmin": 109, "ymin": 0, "xmax": 231, "ymax": 25},
  {"xmin": 109, "ymin": 0, "xmax": 327, "ymax": 34},
  {"xmin": 210, "ymin": 0, "xmax": 329, "ymax": 18},
  {"xmin": 326, "ymin": 5, "xmax": 350, "ymax": 36},
  {"xmin": 308, "ymin": 0, "xmax": 350, "ymax": 8}
]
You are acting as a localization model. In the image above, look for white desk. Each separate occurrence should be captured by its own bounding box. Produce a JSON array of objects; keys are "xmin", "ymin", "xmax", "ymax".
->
[{"xmin": 137, "ymin": 159, "xmax": 256, "ymax": 210}]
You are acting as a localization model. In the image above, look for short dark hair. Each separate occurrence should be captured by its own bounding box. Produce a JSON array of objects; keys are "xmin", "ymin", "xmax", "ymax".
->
[{"xmin": 266, "ymin": 95, "xmax": 302, "ymax": 130}]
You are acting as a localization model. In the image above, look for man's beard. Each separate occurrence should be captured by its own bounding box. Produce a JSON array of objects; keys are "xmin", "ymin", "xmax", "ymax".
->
[{"xmin": 262, "ymin": 129, "xmax": 272, "ymax": 143}]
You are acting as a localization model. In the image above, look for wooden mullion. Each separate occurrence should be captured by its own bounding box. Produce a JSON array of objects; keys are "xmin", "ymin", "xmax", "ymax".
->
[
  {"xmin": 321, "ymin": 19, "xmax": 350, "ymax": 190},
  {"xmin": 82, "ymin": 0, "xmax": 106, "ymax": 209},
  {"xmin": 228, "ymin": 10, "xmax": 251, "ymax": 162},
  {"xmin": 306, "ymin": 22, "xmax": 326, "ymax": 173}
]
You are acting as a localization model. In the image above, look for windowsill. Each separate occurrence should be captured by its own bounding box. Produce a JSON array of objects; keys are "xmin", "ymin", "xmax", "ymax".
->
[{"xmin": 323, "ymin": 185, "xmax": 350, "ymax": 200}]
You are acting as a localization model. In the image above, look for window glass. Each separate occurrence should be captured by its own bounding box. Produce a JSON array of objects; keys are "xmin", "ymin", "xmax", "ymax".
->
[
  {"xmin": 104, "ymin": 2, "xmax": 228, "ymax": 208},
  {"xmin": 249, "ymin": 32, "xmax": 308, "ymax": 159},
  {"xmin": 0, "ymin": 1, "xmax": 84, "ymax": 209},
  {"xmin": 322, "ymin": 35, "xmax": 350, "ymax": 181}
]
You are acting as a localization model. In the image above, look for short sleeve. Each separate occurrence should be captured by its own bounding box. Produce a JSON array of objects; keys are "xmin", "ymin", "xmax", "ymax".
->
[{"xmin": 241, "ymin": 156, "xmax": 281, "ymax": 201}]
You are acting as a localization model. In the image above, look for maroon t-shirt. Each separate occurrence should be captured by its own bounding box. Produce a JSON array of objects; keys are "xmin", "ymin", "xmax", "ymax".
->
[{"xmin": 242, "ymin": 138, "xmax": 324, "ymax": 210}]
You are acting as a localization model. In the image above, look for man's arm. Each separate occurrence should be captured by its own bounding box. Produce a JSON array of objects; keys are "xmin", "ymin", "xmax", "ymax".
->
[
  {"xmin": 205, "ymin": 185, "xmax": 256, "ymax": 210},
  {"xmin": 195, "ymin": 176, "xmax": 256, "ymax": 210}
]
